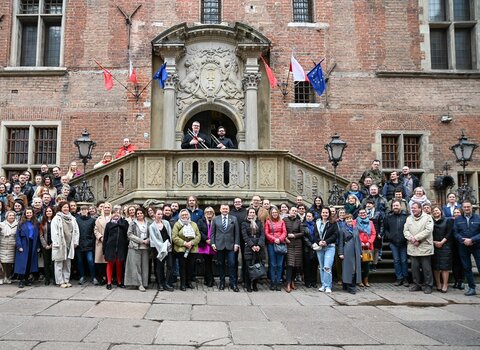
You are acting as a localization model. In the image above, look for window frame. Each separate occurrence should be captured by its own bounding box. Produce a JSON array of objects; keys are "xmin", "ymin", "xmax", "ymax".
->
[
  {"xmin": 201, "ymin": 0, "xmax": 222, "ymax": 24},
  {"xmin": 379, "ymin": 132, "xmax": 425, "ymax": 174},
  {"xmin": 10, "ymin": 0, "xmax": 66, "ymax": 68},
  {"xmin": 0, "ymin": 121, "xmax": 61, "ymax": 175},
  {"xmin": 293, "ymin": 81, "xmax": 316, "ymax": 104},
  {"xmin": 425, "ymin": 0, "xmax": 479, "ymax": 71},
  {"xmin": 292, "ymin": 0, "xmax": 313, "ymax": 23}
]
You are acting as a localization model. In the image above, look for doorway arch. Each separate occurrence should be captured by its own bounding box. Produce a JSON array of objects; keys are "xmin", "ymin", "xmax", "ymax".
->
[{"xmin": 183, "ymin": 111, "xmax": 238, "ymax": 148}]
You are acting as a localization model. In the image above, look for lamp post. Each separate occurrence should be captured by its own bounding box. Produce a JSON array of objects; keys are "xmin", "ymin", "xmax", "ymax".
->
[
  {"xmin": 450, "ymin": 130, "xmax": 478, "ymax": 204},
  {"xmin": 73, "ymin": 129, "xmax": 96, "ymax": 203},
  {"xmin": 324, "ymin": 133, "xmax": 347, "ymax": 205}
]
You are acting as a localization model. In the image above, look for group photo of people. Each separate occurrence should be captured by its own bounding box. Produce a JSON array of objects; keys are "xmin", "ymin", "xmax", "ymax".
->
[{"xmin": 0, "ymin": 156, "xmax": 479, "ymax": 297}]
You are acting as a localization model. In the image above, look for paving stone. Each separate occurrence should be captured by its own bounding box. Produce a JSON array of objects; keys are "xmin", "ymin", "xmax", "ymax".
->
[
  {"xmin": 0, "ymin": 315, "xmax": 31, "ymax": 337},
  {"xmin": 153, "ymin": 290, "xmax": 206, "ymax": 305},
  {"xmin": 373, "ymin": 290, "xmax": 448, "ymax": 306},
  {"xmin": 328, "ymin": 289, "xmax": 389, "ymax": 306},
  {"xmin": 201, "ymin": 346, "xmax": 271, "ymax": 350},
  {"xmin": 14, "ymin": 285, "xmax": 81, "ymax": 300},
  {"xmin": 38, "ymin": 300, "xmax": 96, "ymax": 317},
  {"xmin": 291, "ymin": 291, "xmax": 337, "ymax": 306},
  {"xmin": 230, "ymin": 321, "xmax": 297, "ymax": 345},
  {"xmin": 0, "ymin": 298, "xmax": 57, "ymax": 316},
  {"xmin": 145, "ymin": 304, "xmax": 192, "ymax": 321},
  {"xmin": 34, "ymin": 342, "xmax": 110, "ymax": 350},
  {"xmin": 343, "ymin": 346, "xmax": 429, "ymax": 350},
  {"xmin": 424, "ymin": 346, "xmax": 480, "ymax": 350},
  {"xmin": 274, "ymin": 346, "xmax": 342, "ymax": 350},
  {"xmin": 2, "ymin": 316, "xmax": 98, "ymax": 341},
  {"xmin": 378, "ymin": 305, "xmax": 469, "ymax": 321},
  {"xmin": 155, "ymin": 321, "xmax": 230, "ymax": 346},
  {"xmin": 402, "ymin": 321, "xmax": 480, "ymax": 346},
  {"xmin": 112, "ymin": 346, "xmax": 195, "ymax": 350},
  {"xmin": 333, "ymin": 305, "xmax": 396, "ymax": 322},
  {"xmin": 355, "ymin": 321, "xmax": 441, "ymax": 345},
  {"xmin": 248, "ymin": 291, "xmax": 300, "ymax": 306},
  {"xmin": 192, "ymin": 305, "xmax": 267, "ymax": 321},
  {"xmin": 69, "ymin": 286, "xmax": 113, "ymax": 301},
  {"xmin": 0, "ymin": 285, "xmax": 22, "ymax": 298},
  {"xmin": 438, "ymin": 292, "xmax": 480, "ymax": 304},
  {"xmin": 0, "ymin": 341, "xmax": 38, "ymax": 349},
  {"xmin": 457, "ymin": 320, "xmax": 480, "ymax": 332},
  {"xmin": 261, "ymin": 305, "xmax": 346, "ymax": 322},
  {"xmin": 443, "ymin": 304, "xmax": 480, "ymax": 320},
  {"xmin": 83, "ymin": 301, "xmax": 150, "ymax": 319},
  {"xmin": 105, "ymin": 288, "xmax": 157, "ymax": 303},
  {"xmin": 207, "ymin": 291, "xmax": 252, "ymax": 305},
  {"xmin": 84, "ymin": 318, "xmax": 160, "ymax": 344},
  {"xmin": 0, "ymin": 298, "xmax": 10, "ymax": 304},
  {"xmin": 282, "ymin": 320, "xmax": 378, "ymax": 345}
]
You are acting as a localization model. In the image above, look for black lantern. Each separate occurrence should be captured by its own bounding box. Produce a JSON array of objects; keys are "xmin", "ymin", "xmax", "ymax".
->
[
  {"xmin": 450, "ymin": 130, "xmax": 478, "ymax": 204},
  {"xmin": 325, "ymin": 133, "xmax": 347, "ymax": 205},
  {"xmin": 73, "ymin": 129, "xmax": 96, "ymax": 203}
]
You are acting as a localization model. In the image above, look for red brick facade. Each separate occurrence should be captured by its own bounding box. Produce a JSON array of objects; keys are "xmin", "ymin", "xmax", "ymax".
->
[{"xmin": 0, "ymin": 0, "xmax": 479, "ymax": 200}]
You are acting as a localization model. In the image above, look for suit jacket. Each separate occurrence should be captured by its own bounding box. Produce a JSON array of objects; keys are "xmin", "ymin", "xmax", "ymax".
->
[
  {"xmin": 181, "ymin": 132, "xmax": 208, "ymax": 149},
  {"xmin": 211, "ymin": 214, "xmax": 240, "ymax": 250}
]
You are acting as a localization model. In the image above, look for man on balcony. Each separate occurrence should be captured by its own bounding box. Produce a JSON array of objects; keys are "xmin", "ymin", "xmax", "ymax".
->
[
  {"xmin": 181, "ymin": 121, "xmax": 208, "ymax": 149},
  {"xmin": 212, "ymin": 126, "xmax": 235, "ymax": 149}
]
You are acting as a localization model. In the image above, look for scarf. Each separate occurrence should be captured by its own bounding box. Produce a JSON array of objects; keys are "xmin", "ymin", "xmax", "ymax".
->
[
  {"xmin": 178, "ymin": 218, "xmax": 195, "ymax": 238},
  {"xmin": 344, "ymin": 203, "xmax": 358, "ymax": 215},
  {"xmin": 305, "ymin": 220, "xmax": 315, "ymax": 241},
  {"xmin": 357, "ymin": 217, "xmax": 371, "ymax": 236}
]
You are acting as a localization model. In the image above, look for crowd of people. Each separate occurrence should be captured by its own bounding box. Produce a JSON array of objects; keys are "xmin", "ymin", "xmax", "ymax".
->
[{"xmin": 0, "ymin": 158, "xmax": 479, "ymax": 297}]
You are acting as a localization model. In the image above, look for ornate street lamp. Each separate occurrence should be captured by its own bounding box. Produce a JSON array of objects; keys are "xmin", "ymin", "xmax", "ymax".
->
[
  {"xmin": 325, "ymin": 133, "xmax": 347, "ymax": 205},
  {"xmin": 73, "ymin": 129, "xmax": 96, "ymax": 203},
  {"xmin": 450, "ymin": 130, "xmax": 478, "ymax": 204}
]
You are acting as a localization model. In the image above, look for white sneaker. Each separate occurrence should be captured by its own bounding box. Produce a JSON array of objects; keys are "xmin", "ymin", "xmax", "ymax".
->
[
  {"xmin": 0, "ymin": 279, "xmax": 3, "ymax": 285},
  {"xmin": 318, "ymin": 286, "xmax": 325, "ymax": 292},
  {"xmin": 138, "ymin": 285, "xmax": 146, "ymax": 292},
  {"xmin": 325, "ymin": 288, "xmax": 332, "ymax": 294}
]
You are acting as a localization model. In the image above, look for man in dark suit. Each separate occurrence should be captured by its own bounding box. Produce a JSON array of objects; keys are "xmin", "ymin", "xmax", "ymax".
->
[
  {"xmin": 181, "ymin": 121, "xmax": 208, "ymax": 149},
  {"xmin": 212, "ymin": 126, "xmax": 235, "ymax": 149},
  {"xmin": 211, "ymin": 203, "xmax": 240, "ymax": 291}
]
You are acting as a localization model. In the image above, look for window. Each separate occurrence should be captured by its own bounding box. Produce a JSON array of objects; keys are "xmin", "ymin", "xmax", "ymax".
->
[
  {"xmin": 293, "ymin": 0, "xmax": 313, "ymax": 22},
  {"xmin": 1, "ymin": 122, "xmax": 60, "ymax": 173},
  {"xmin": 12, "ymin": 0, "xmax": 65, "ymax": 67},
  {"xmin": 428, "ymin": 0, "xmax": 478, "ymax": 70},
  {"xmin": 294, "ymin": 81, "xmax": 315, "ymax": 103},
  {"xmin": 201, "ymin": 0, "xmax": 221, "ymax": 24},
  {"xmin": 381, "ymin": 134, "xmax": 422, "ymax": 170}
]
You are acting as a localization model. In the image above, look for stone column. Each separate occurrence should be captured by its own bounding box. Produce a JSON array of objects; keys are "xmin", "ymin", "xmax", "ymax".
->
[
  {"xmin": 243, "ymin": 57, "xmax": 261, "ymax": 150},
  {"xmin": 162, "ymin": 57, "xmax": 179, "ymax": 149}
]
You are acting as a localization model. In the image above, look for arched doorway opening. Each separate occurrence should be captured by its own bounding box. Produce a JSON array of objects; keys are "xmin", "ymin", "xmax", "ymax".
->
[{"xmin": 183, "ymin": 110, "xmax": 238, "ymax": 148}]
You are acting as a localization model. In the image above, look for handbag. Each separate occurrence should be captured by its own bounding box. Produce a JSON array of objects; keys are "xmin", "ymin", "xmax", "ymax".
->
[
  {"xmin": 271, "ymin": 222, "xmax": 288, "ymax": 255},
  {"xmin": 248, "ymin": 256, "xmax": 267, "ymax": 280},
  {"xmin": 361, "ymin": 249, "xmax": 374, "ymax": 262}
]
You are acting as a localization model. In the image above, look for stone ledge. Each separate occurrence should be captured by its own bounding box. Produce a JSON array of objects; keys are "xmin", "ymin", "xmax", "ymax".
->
[
  {"xmin": 376, "ymin": 71, "xmax": 480, "ymax": 79},
  {"xmin": 0, "ymin": 67, "xmax": 68, "ymax": 77}
]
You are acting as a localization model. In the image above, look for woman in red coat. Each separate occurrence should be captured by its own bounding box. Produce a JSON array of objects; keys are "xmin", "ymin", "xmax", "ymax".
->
[
  {"xmin": 353, "ymin": 208, "xmax": 376, "ymax": 287},
  {"xmin": 264, "ymin": 207, "xmax": 287, "ymax": 291}
]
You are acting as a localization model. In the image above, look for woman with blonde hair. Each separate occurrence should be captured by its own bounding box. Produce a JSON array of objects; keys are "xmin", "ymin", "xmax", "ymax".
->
[
  {"xmin": 65, "ymin": 161, "xmax": 82, "ymax": 180},
  {"xmin": 0, "ymin": 210, "xmax": 17, "ymax": 284},
  {"xmin": 94, "ymin": 152, "xmax": 113, "ymax": 169}
]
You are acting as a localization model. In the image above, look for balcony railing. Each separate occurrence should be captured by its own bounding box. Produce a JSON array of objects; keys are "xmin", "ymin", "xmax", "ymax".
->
[{"xmin": 70, "ymin": 150, "xmax": 349, "ymax": 206}]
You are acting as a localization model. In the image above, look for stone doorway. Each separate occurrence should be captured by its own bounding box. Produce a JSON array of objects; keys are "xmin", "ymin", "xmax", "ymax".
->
[{"xmin": 183, "ymin": 111, "xmax": 238, "ymax": 148}]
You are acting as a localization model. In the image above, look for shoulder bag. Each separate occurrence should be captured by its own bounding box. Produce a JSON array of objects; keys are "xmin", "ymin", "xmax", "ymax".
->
[{"xmin": 271, "ymin": 222, "xmax": 287, "ymax": 255}]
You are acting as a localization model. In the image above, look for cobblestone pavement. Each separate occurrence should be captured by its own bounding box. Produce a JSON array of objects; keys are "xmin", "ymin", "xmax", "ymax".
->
[{"xmin": 0, "ymin": 281, "xmax": 479, "ymax": 349}]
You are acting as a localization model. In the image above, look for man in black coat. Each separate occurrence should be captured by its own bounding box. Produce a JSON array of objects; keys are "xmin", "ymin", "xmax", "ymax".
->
[
  {"xmin": 181, "ymin": 120, "xmax": 208, "ymax": 149},
  {"xmin": 384, "ymin": 200, "xmax": 409, "ymax": 287},
  {"xmin": 76, "ymin": 205, "xmax": 98, "ymax": 285},
  {"xmin": 211, "ymin": 203, "xmax": 240, "ymax": 291},
  {"xmin": 212, "ymin": 126, "xmax": 235, "ymax": 149}
]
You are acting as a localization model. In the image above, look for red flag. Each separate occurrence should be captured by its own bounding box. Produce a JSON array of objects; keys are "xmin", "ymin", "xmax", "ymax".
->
[
  {"xmin": 129, "ymin": 59, "xmax": 138, "ymax": 85},
  {"xmin": 103, "ymin": 69, "xmax": 113, "ymax": 90},
  {"xmin": 260, "ymin": 55, "xmax": 277, "ymax": 89}
]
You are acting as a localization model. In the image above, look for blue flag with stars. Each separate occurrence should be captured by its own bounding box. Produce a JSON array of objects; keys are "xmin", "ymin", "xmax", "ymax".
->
[
  {"xmin": 307, "ymin": 62, "xmax": 326, "ymax": 97},
  {"xmin": 153, "ymin": 63, "xmax": 168, "ymax": 89}
]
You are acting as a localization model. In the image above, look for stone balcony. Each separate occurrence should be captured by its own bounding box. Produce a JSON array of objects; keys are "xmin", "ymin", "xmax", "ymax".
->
[{"xmin": 71, "ymin": 150, "xmax": 349, "ymax": 206}]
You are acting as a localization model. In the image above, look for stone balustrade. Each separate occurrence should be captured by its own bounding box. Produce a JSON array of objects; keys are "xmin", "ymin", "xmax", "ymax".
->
[{"xmin": 70, "ymin": 150, "xmax": 349, "ymax": 206}]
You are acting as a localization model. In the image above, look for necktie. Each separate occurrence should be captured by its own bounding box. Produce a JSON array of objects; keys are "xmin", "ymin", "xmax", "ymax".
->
[{"xmin": 223, "ymin": 216, "xmax": 227, "ymax": 231}]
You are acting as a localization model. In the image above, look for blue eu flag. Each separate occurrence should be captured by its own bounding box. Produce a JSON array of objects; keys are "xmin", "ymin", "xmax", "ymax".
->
[
  {"xmin": 153, "ymin": 63, "xmax": 168, "ymax": 89},
  {"xmin": 307, "ymin": 63, "xmax": 326, "ymax": 97}
]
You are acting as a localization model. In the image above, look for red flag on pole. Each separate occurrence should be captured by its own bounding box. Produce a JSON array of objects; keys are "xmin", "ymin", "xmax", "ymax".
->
[
  {"xmin": 129, "ymin": 59, "xmax": 138, "ymax": 85},
  {"xmin": 103, "ymin": 69, "xmax": 113, "ymax": 90},
  {"xmin": 260, "ymin": 55, "xmax": 278, "ymax": 89}
]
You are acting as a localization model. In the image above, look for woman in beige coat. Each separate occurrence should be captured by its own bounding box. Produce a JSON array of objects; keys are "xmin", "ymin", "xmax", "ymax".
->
[
  {"xmin": 0, "ymin": 210, "xmax": 17, "ymax": 284},
  {"xmin": 51, "ymin": 201, "xmax": 79, "ymax": 288},
  {"xmin": 94, "ymin": 202, "xmax": 112, "ymax": 284}
]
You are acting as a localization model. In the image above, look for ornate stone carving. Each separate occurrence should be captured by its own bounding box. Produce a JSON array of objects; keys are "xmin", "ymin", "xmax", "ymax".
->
[
  {"xmin": 242, "ymin": 73, "xmax": 261, "ymax": 89},
  {"xmin": 176, "ymin": 46, "xmax": 244, "ymax": 115},
  {"xmin": 164, "ymin": 73, "xmax": 179, "ymax": 89},
  {"xmin": 258, "ymin": 159, "xmax": 276, "ymax": 188},
  {"xmin": 145, "ymin": 159, "xmax": 165, "ymax": 186}
]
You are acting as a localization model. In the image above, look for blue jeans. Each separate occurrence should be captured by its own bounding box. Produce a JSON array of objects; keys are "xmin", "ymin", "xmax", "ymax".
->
[
  {"xmin": 389, "ymin": 243, "xmax": 408, "ymax": 280},
  {"xmin": 458, "ymin": 244, "xmax": 480, "ymax": 289},
  {"xmin": 216, "ymin": 249, "xmax": 237, "ymax": 286},
  {"xmin": 76, "ymin": 249, "xmax": 95, "ymax": 280},
  {"xmin": 267, "ymin": 244, "xmax": 284, "ymax": 284},
  {"xmin": 316, "ymin": 245, "xmax": 336, "ymax": 289}
]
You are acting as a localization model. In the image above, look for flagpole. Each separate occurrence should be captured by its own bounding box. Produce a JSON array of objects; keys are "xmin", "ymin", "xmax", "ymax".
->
[
  {"xmin": 136, "ymin": 78, "xmax": 154, "ymax": 98},
  {"xmin": 93, "ymin": 59, "xmax": 138, "ymax": 98}
]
